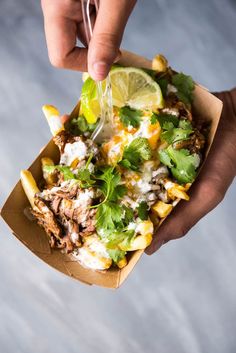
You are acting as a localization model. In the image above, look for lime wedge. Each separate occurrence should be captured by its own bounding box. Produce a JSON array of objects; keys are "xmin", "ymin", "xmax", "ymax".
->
[
  {"xmin": 81, "ymin": 67, "xmax": 164, "ymax": 124},
  {"xmin": 81, "ymin": 77, "xmax": 101, "ymax": 124},
  {"xmin": 110, "ymin": 67, "xmax": 164, "ymax": 110}
]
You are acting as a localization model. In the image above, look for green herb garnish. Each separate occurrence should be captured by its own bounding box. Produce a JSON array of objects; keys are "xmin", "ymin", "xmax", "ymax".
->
[
  {"xmin": 107, "ymin": 249, "xmax": 127, "ymax": 263},
  {"xmin": 119, "ymin": 106, "xmax": 142, "ymax": 128},
  {"xmin": 151, "ymin": 113, "xmax": 179, "ymax": 128},
  {"xmin": 172, "ymin": 73, "xmax": 194, "ymax": 106},
  {"xmin": 43, "ymin": 165, "xmax": 75, "ymax": 181},
  {"xmin": 137, "ymin": 201, "xmax": 149, "ymax": 220},
  {"xmin": 119, "ymin": 137, "xmax": 152, "ymax": 171},
  {"xmin": 159, "ymin": 146, "xmax": 200, "ymax": 183},
  {"xmin": 77, "ymin": 153, "xmax": 96, "ymax": 188}
]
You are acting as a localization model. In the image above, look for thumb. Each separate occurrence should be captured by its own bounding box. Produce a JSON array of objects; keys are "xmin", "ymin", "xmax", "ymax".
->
[{"xmin": 88, "ymin": 0, "xmax": 136, "ymax": 81}]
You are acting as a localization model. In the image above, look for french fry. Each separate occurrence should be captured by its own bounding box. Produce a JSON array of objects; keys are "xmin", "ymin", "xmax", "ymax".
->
[
  {"xmin": 20, "ymin": 170, "xmax": 40, "ymax": 209},
  {"xmin": 119, "ymin": 233, "xmax": 153, "ymax": 251},
  {"xmin": 41, "ymin": 157, "xmax": 56, "ymax": 185},
  {"xmin": 152, "ymin": 201, "xmax": 173, "ymax": 218},
  {"xmin": 152, "ymin": 54, "xmax": 168, "ymax": 72},
  {"xmin": 117, "ymin": 256, "xmax": 127, "ymax": 269},
  {"xmin": 42, "ymin": 105, "xmax": 64, "ymax": 136},
  {"xmin": 77, "ymin": 247, "xmax": 112, "ymax": 270},
  {"xmin": 163, "ymin": 180, "xmax": 190, "ymax": 201},
  {"xmin": 136, "ymin": 220, "xmax": 154, "ymax": 236},
  {"xmin": 168, "ymin": 187, "xmax": 189, "ymax": 201}
]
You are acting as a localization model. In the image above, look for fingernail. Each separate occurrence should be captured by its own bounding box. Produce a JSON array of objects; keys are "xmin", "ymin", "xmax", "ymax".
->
[{"xmin": 92, "ymin": 61, "xmax": 108, "ymax": 80}]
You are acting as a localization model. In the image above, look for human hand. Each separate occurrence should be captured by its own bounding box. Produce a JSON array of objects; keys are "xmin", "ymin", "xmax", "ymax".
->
[
  {"xmin": 41, "ymin": 0, "xmax": 136, "ymax": 81},
  {"xmin": 146, "ymin": 88, "xmax": 236, "ymax": 255}
]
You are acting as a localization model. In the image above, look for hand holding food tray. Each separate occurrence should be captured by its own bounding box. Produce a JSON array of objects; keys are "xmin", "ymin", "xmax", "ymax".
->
[{"xmin": 0, "ymin": 51, "xmax": 222, "ymax": 288}]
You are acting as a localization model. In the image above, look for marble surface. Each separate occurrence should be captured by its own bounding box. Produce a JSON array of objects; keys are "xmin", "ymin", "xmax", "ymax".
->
[{"xmin": 0, "ymin": 0, "xmax": 236, "ymax": 352}]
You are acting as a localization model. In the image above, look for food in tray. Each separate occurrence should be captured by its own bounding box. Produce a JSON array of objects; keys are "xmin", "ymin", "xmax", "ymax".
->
[{"xmin": 21, "ymin": 55, "xmax": 207, "ymax": 270}]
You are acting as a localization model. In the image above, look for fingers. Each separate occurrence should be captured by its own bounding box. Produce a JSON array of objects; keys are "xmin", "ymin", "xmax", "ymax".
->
[
  {"xmin": 41, "ymin": 0, "xmax": 88, "ymax": 71},
  {"xmin": 146, "ymin": 95, "xmax": 236, "ymax": 254},
  {"xmin": 41, "ymin": 0, "xmax": 135, "ymax": 74},
  {"xmin": 88, "ymin": 0, "xmax": 137, "ymax": 80},
  {"xmin": 145, "ymin": 176, "xmax": 224, "ymax": 255}
]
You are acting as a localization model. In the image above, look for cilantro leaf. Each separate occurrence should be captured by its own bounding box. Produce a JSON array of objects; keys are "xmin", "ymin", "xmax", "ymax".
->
[
  {"xmin": 76, "ymin": 153, "xmax": 96, "ymax": 188},
  {"xmin": 44, "ymin": 154, "xmax": 97, "ymax": 187},
  {"xmin": 161, "ymin": 127, "xmax": 193, "ymax": 144},
  {"xmin": 162, "ymin": 121, "xmax": 175, "ymax": 130},
  {"xmin": 152, "ymin": 113, "xmax": 179, "ymax": 128},
  {"xmin": 96, "ymin": 202, "xmax": 135, "ymax": 248},
  {"xmin": 119, "ymin": 137, "xmax": 152, "ymax": 171},
  {"xmin": 93, "ymin": 166, "xmax": 126, "ymax": 206},
  {"xmin": 96, "ymin": 203, "xmax": 133, "ymax": 233},
  {"xmin": 155, "ymin": 114, "xmax": 194, "ymax": 145},
  {"xmin": 156, "ymin": 78, "xmax": 168, "ymax": 97},
  {"xmin": 66, "ymin": 115, "xmax": 98, "ymax": 135},
  {"xmin": 96, "ymin": 167, "xmax": 121, "ymax": 202},
  {"xmin": 95, "ymin": 187, "xmax": 134, "ymax": 248},
  {"xmin": 123, "ymin": 206, "xmax": 134, "ymax": 225},
  {"xmin": 160, "ymin": 117, "xmax": 193, "ymax": 144},
  {"xmin": 159, "ymin": 146, "xmax": 200, "ymax": 183},
  {"xmin": 107, "ymin": 249, "xmax": 127, "ymax": 263},
  {"xmin": 172, "ymin": 73, "xmax": 194, "ymax": 106},
  {"xmin": 159, "ymin": 149, "xmax": 173, "ymax": 168},
  {"xmin": 73, "ymin": 115, "xmax": 88, "ymax": 132},
  {"xmin": 150, "ymin": 113, "xmax": 158, "ymax": 125},
  {"xmin": 178, "ymin": 119, "xmax": 192, "ymax": 129},
  {"xmin": 43, "ymin": 165, "xmax": 75, "ymax": 181},
  {"xmin": 105, "ymin": 230, "xmax": 135, "ymax": 247},
  {"xmin": 77, "ymin": 169, "xmax": 95, "ymax": 188},
  {"xmin": 116, "ymin": 230, "xmax": 136, "ymax": 249},
  {"xmin": 119, "ymin": 106, "xmax": 142, "ymax": 128},
  {"xmin": 137, "ymin": 201, "xmax": 149, "ymax": 220},
  {"xmin": 96, "ymin": 202, "xmax": 124, "ymax": 231},
  {"xmin": 110, "ymin": 185, "xmax": 127, "ymax": 201}
]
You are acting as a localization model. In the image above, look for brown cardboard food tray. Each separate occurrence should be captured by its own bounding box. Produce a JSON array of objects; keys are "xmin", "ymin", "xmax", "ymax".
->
[{"xmin": 0, "ymin": 52, "xmax": 223, "ymax": 288}]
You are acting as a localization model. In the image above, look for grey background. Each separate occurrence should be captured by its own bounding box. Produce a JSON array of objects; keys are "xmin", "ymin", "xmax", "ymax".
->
[{"xmin": 0, "ymin": 0, "xmax": 236, "ymax": 352}]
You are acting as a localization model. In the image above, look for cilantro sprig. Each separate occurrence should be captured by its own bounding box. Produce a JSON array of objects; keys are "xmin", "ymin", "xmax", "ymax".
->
[
  {"xmin": 159, "ymin": 146, "xmax": 200, "ymax": 183},
  {"xmin": 160, "ymin": 119, "xmax": 193, "ymax": 144},
  {"xmin": 43, "ymin": 154, "xmax": 96, "ymax": 187},
  {"xmin": 96, "ymin": 202, "xmax": 135, "ymax": 248},
  {"xmin": 172, "ymin": 73, "xmax": 194, "ymax": 106},
  {"xmin": 94, "ymin": 166, "xmax": 126, "ymax": 206},
  {"xmin": 93, "ymin": 166, "xmax": 135, "ymax": 250},
  {"xmin": 43, "ymin": 165, "xmax": 75, "ymax": 181},
  {"xmin": 137, "ymin": 201, "xmax": 149, "ymax": 220},
  {"xmin": 119, "ymin": 106, "xmax": 142, "ymax": 128},
  {"xmin": 119, "ymin": 137, "xmax": 152, "ymax": 171},
  {"xmin": 66, "ymin": 115, "xmax": 98, "ymax": 135},
  {"xmin": 77, "ymin": 153, "xmax": 96, "ymax": 188},
  {"xmin": 151, "ymin": 113, "xmax": 179, "ymax": 128},
  {"xmin": 107, "ymin": 249, "xmax": 127, "ymax": 263}
]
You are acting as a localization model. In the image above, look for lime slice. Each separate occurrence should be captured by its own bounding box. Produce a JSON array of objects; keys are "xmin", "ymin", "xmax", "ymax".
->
[
  {"xmin": 110, "ymin": 67, "xmax": 164, "ymax": 110},
  {"xmin": 81, "ymin": 67, "xmax": 164, "ymax": 124}
]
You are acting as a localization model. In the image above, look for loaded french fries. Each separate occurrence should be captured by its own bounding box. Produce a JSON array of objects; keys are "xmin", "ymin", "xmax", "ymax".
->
[{"xmin": 21, "ymin": 55, "xmax": 207, "ymax": 270}]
